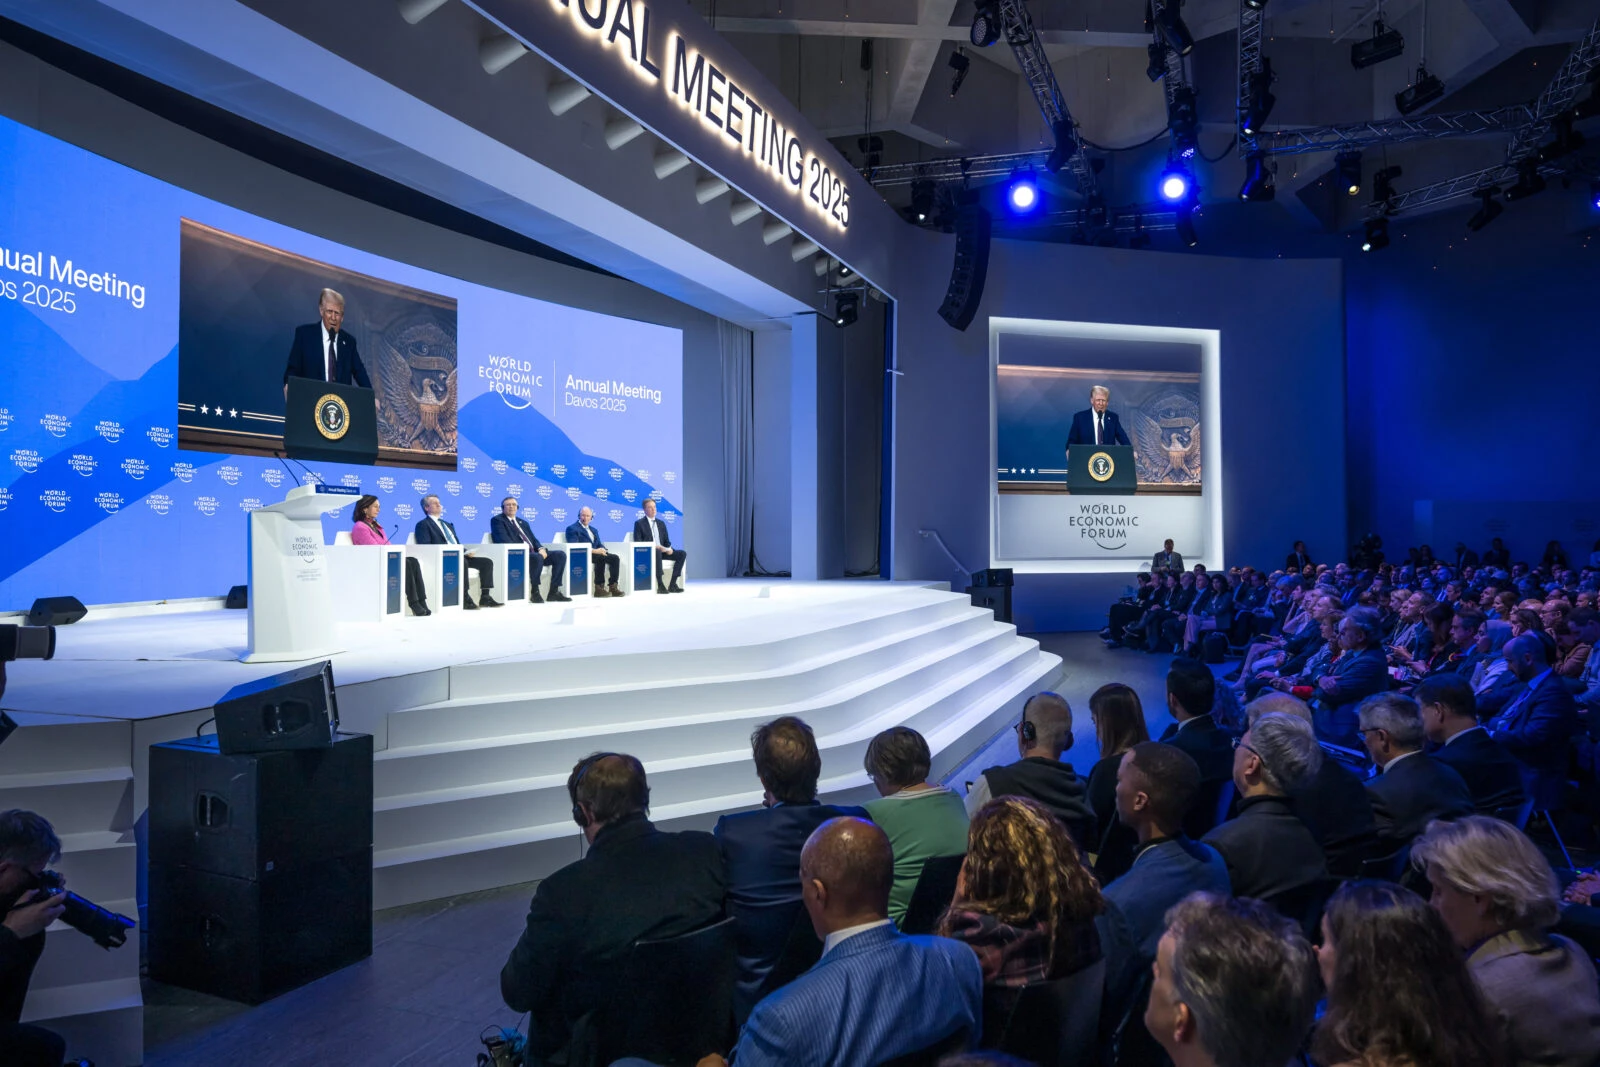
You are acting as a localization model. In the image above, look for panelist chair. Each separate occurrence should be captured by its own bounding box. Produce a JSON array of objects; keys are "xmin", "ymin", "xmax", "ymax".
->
[{"xmin": 404, "ymin": 532, "xmax": 465, "ymax": 614}]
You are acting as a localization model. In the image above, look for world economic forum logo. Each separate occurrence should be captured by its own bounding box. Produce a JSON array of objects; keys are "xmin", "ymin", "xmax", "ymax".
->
[
  {"xmin": 11, "ymin": 449, "xmax": 40, "ymax": 473},
  {"xmin": 443, "ymin": 479, "xmax": 461, "ymax": 496},
  {"xmin": 40, "ymin": 489, "xmax": 70, "ymax": 513},
  {"xmin": 607, "ymin": 508, "xmax": 623, "ymax": 523},
  {"xmin": 96, "ymin": 492, "xmax": 123, "ymax": 514},
  {"xmin": 394, "ymin": 503, "xmax": 414, "ymax": 520},
  {"xmin": 147, "ymin": 493, "xmax": 173, "ymax": 515},
  {"xmin": 194, "ymin": 495, "xmax": 220, "ymax": 516},
  {"xmin": 239, "ymin": 497, "xmax": 263, "ymax": 511},
  {"xmin": 476, "ymin": 482, "xmax": 493, "ymax": 497},
  {"xmin": 551, "ymin": 507, "xmax": 568, "ymax": 522},
  {"xmin": 147, "ymin": 425, "xmax": 174, "ymax": 448},
  {"xmin": 580, "ymin": 466, "xmax": 596, "ymax": 480},
  {"xmin": 551, "ymin": 464, "xmax": 568, "ymax": 478},
  {"xmin": 0, "ymin": 487, "xmax": 10, "ymax": 512},
  {"xmin": 218, "ymin": 465, "xmax": 242, "ymax": 486},
  {"xmin": 462, "ymin": 456, "xmax": 478, "ymax": 472},
  {"xmin": 506, "ymin": 483, "xmax": 523, "ymax": 499},
  {"xmin": 40, "ymin": 414, "xmax": 70, "ymax": 438},
  {"xmin": 622, "ymin": 489, "xmax": 638, "ymax": 503},
  {"xmin": 523, "ymin": 506, "xmax": 537, "ymax": 520},
  {"xmin": 96, "ymin": 420, "xmax": 123, "ymax": 443},
  {"xmin": 491, "ymin": 460, "xmax": 508, "ymax": 475},
  {"xmin": 536, "ymin": 485, "xmax": 553, "ymax": 500},
  {"xmin": 376, "ymin": 475, "xmax": 396, "ymax": 493},
  {"xmin": 460, "ymin": 505, "xmax": 478, "ymax": 520},
  {"xmin": 609, "ymin": 467, "xmax": 623, "ymax": 481},
  {"xmin": 595, "ymin": 488, "xmax": 610, "ymax": 500},
  {"xmin": 122, "ymin": 458, "xmax": 148, "ymax": 480},
  {"xmin": 522, "ymin": 462, "xmax": 539, "ymax": 476},
  {"xmin": 565, "ymin": 486, "xmax": 582, "ymax": 500},
  {"xmin": 68, "ymin": 454, "xmax": 97, "ymax": 478},
  {"xmin": 411, "ymin": 478, "xmax": 430, "ymax": 495},
  {"xmin": 171, "ymin": 462, "xmax": 195, "ymax": 483},
  {"xmin": 0, "ymin": 408, "xmax": 12, "ymax": 432},
  {"xmin": 262, "ymin": 468, "xmax": 284, "ymax": 489},
  {"xmin": 664, "ymin": 471, "xmax": 677, "ymax": 484}
]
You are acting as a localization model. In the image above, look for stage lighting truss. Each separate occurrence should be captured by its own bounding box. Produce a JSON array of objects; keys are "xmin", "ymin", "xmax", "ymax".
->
[
  {"xmin": 1236, "ymin": 0, "xmax": 1268, "ymax": 151},
  {"xmin": 988, "ymin": 0, "xmax": 1098, "ymax": 196}
]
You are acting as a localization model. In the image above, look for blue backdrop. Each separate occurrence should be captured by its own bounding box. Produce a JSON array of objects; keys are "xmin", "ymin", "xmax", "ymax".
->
[{"xmin": 0, "ymin": 116, "xmax": 683, "ymax": 609}]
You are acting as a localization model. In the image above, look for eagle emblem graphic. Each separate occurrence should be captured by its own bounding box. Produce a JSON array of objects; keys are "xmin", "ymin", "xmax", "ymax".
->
[
  {"xmin": 1130, "ymin": 389, "xmax": 1201, "ymax": 484},
  {"xmin": 375, "ymin": 313, "xmax": 458, "ymax": 453}
]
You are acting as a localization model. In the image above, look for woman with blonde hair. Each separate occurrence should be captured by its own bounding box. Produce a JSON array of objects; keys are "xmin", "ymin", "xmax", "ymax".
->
[
  {"xmin": 1412, "ymin": 816, "xmax": 1600, "ymax": 1067},
  {"xmin": 937, "ymin": 796, "xmax": 1104, "ymax": 990}
]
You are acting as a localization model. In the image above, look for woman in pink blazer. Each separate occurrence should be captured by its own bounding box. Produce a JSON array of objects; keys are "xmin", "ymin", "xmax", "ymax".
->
[{"xmin": 350, "ymin": 495, "xmax": 430, "ymax": 614}]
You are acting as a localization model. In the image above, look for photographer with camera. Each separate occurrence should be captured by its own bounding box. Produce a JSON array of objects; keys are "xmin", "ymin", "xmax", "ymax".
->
[{"xmin": 0, "ymin": 810, "xmax": 67, "ymax": 1067}]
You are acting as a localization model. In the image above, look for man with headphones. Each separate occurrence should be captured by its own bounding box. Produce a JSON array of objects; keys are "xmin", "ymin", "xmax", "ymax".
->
[
  {"xmin": 500, "ymin": 753, "xmax": 726, "ymax": 1063},
  {"xmin": 963, "ymin": 692, "xmax": 1096, "ymax": 849}
]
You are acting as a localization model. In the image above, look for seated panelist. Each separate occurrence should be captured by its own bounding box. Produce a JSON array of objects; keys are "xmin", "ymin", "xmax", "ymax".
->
[
  {"xmin": 566, "ymin": 507, "xmax": 623, "ymax": 598},
  {"xmin": 632, "ymin": 498, "xmax": 685, "ymax": 594},
  {"xmin": 490, "ymin": 497, "xmax": 570, "ymax": 604},
  {"xmin": 349, "ymin": 494, "xmax": 431, "ymax": 616},
  {"xmin": 413, "ymin": 494, "xmax": 501, "ymax": 609}
]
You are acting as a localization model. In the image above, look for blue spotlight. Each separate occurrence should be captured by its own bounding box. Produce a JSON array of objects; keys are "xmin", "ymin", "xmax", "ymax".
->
[
  {"xmin": 1159, "ymin": 166, "xmax": 1192, "ymax": 203},
  {"xmin": 1006, "ymin": 170, "xmax": 1040, "ymax": 213}
]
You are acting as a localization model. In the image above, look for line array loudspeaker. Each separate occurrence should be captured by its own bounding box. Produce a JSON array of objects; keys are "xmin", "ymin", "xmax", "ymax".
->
[{"xmin": 938, "ymin": 202, "xmax": 991, "ymax": 332}]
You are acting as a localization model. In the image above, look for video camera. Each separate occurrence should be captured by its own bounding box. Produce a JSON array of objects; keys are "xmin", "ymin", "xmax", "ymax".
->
[
  {"xmin": 35, "ymin": 870, "xmax": 136, "ymax": 949},
  {"xmin": 0, "ymin": 624, "xmax": 56, "ymax": 662}
]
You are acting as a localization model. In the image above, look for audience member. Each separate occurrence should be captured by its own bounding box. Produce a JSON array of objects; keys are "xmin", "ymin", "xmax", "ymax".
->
[
  {"xmin": 1556, "ymin": 606, "xmax": 1595, "ymax": 679},
  {"xmin": 1180, "ymin": 574, "xmax": 1234, "ymax": 658},
  {"xmin": 937, "ymin": 797, "xmax": 1103, "ymax": 989},
  {"xmin": 1085, "ymin": 683, "xmax": 1149, "ymax": 851},
  {"xmin": 1201, "ymin": 712, "xmax": 1327, "ymax": 899},
  {"xmin": 1104, "ymin": 573, "xmax": 1158, "ymax": 648},
  {"xmin": 1412, "ymin": 817, "xmax": 1600, "ymax": 1067},
  {"xmin": 1471, "ymin": 618, "xmax": 1524, "ymax": 718},
  {"xmin": 1144, "ymin": 893, "xmax": 1319, "ymax": 1067},
  {"xmin": 1415, "ymin": 675, "xmax": 1525, "ymax": 814},
  {"xmin": 1490, "ymin": 633, "xmax": 1580, "ymax": 802},
  {"xmin": 1311, "ymin": 881, "xmax": 1505, "ymax": 1067},
  {"xmin": 1098, "ymin": 743, "xmax": 1230, "ymax": 1018},
  {"xmin": 1244, "ymin": 693, "xmax": 1376, "ymax": 877},
  {"xmin": 0, "ymin": 810, "xmax": 67, "ymax": 1067},
  {"xmin": 964, "ymin": 693, "xmax": 1095, "ymax": 849},
  {"xmin": 1159, "ymin": 660, "xmax": 1234, "ymax": 839},
  {"xmin": 1311, "ymin": 607, "xmax": 1391, "ymax": 747},
  {"xmin": 862, "ymin": 727, "xmax": 969, "ymax": 925},
  {"xmin": 1358, "ymin": 693, "xmax": 1473, "ymax": 850},
  {"xmin": 500, "ymin": 754, "xmax": 725, "ymax": 1061},
  {"xmin": 1161, "ymin": 574, "xmax": 1214, "ymax": 654},
  {"xmin": 712, "ymin": 817, "xmax": 982, "ymax": 1067},
  {"xmin": 715, "ymin": 717, "xmax": 867, "ymax": 1017}
]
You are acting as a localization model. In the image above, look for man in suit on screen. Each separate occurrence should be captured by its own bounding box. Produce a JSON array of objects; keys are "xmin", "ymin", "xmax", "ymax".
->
[
  {"xmin": 633, "ymin": 498, "xmax": 685, "ymax": 594},
  {"xmin": 1065, "ymin": 384, "xmax": 1131, "ymax": 458},
  {"xmin": 283, "ymin": 288, "xmax": 372, "ymax": 396}
]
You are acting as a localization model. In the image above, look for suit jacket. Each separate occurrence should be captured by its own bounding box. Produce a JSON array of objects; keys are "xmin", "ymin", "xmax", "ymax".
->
[
  {"xmin": 1151, "ymin": 550, "xmax": 1184, "ymax": 575},
  {"xmin": 731, "ymin": 923, "xmax": 982, "ymax": 1067},
  {"xmin": 1098, "ymin": 836, "xmax": 1230, "ymax": 1013},
  {"xmin": 1468, "ymin": 929, "xmax": 1600, "ymax": 1067},
  {"xmin": 633, "ymin": 515, "xmax": 674, "ymax": 549},
  {"xmin": 1160, "ymin": 715, "xmax": 1235, "ymax": 838},
  {"xmin": 1489, "ymin": 670, "xmax": 1580, "ymax": 781},
  {"xmin": 0, "ymin": 895, "xmax": 47, "ymax": 1024},
  {"xmin": 1431, "ymin": 727, "xmax": 1526, "ymax": 814},
  {"xmin": 714, "ymin": 801, "xmax": 867, "ymax": 1016},
  {"xmin": 283, "ymin": 322, "xmax": 371, "ymax": 388},
  {"xmin": 490, "ymin": 513, "xmax": 545, "ymax": 551},
  {"xmin": 565, "ymin": 521, "xmax": 606, "ymax": 551},
  {"xmin": 500, "ymin": 814, "xmax": 726, "ymax": 1058},
  {"xmin": 1287, "ymin": 756, "xmax": 1377, "ymax": 877},
  {"xmin": 1285, "ymin": 551, "xmax": 1313, "ymax": 572},
  {"xmin": 1202, "ymin": 794, "xmax": 1328, "ymax": 900},
  {"xmin": 1313, "ymin": 646, "xmax": 1392, "ymax": 747},
  {"xmin": 413, "ymin": 515, "xmax": 464, "ymax": 545},
  {"xmin": 1363, "ymin": 752, "xmax": 1473, "ymax": 849},
  {"xmin": 350, "ymin": 521, "xmax": 391, "ymax": 546},
  {"xmin": 1065, "ymin": 408, "xmax": 1131, "ymax": 451}
]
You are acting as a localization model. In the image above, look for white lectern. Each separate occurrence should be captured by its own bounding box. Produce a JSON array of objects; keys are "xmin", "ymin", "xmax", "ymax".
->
[{"xmin": 243, "ymin": 484, "xmax": 360, "ymax": 662}]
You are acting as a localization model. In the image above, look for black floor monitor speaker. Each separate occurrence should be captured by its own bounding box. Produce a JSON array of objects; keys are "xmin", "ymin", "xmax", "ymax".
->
[
  {"xmin": 967, "ymin": 584, "xmax": 1013, "ymax": 625},
  {"xmin": 224, "ymin": 585, "xmax": 248, "ymax": 609},
  {"xmin": 213, "ymin": 660, "xmax": 338, "ymax": 755},
  {"xmin": 938, "ymin": 199, "xmax": 991, "ymax": 332},
  {"xmin": 27, "ymin": 595, "xmax": 86, "ymax": 626}
]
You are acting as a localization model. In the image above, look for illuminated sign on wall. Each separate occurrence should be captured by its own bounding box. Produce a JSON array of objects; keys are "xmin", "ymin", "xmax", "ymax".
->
[{"xmin": 473, "ymin": 0, "xmax": 852, "ymax": 233}]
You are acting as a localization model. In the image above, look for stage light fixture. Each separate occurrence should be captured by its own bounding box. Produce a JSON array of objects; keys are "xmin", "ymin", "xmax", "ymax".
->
[
  {"xmin": 1168, "ymin": 86, "xmax": 1199, "ymax": 160},
  {"xmin": 1466, "ymin": 188, "xmax": 1502, "ymax": 232},
  {"xmin": 1239, "ymin": 152, "xmax": 1275, "ymax": 201},
  {"xmin": 910, "ymin": 180, "xmax": 936, "ymax": 223},
  {"xmin": 1241, "ymin": 59, "xmax": 1276, "ymax": 135},
  {"xmin": 1351, "ymin": 20, "xmax": 1404, "ymax": 70},
  {"xmin": 1146, "ymin": 42, "xmax": 1168, "ymax": 83},
  {"xmin": 833, "ymin": 291, "xmax": 859, "ymax": 328},
  {"xmin": 1373, "ymin": 164, "xmax": 1403, "ymax": 203},
  {"xmin": 1334, "ymin": 151, "xmax": 1362, "ymax": 197},
  {"xmin": 1245, "ymin": 0, "xmax": 1268, "ymax": 9},
  {"xmin": 1395, "ymin": 67, "xmax": 1445, "ymax": 115},
  {"xmin": 948, "ymin": 49, "xmax": 971, "ymax": 96},
  {"xmin": 1361, "ymin": 216, "xmax": 1389, "ymax": 252},
  {"xmin": 971, "ymin": 0, "xmax": 1001, "ymax": 47},
  {"xmin": 1591, "ymin": 180, "xmax": 1600, "ymax": 211},
  {"xmin": 1503, "ymin": 158, "xmax": 1546, "ymax": 201},
  {"xmin": 1154, "ymin": 1, "xmax": 1194, "ymax": 57},
  {"xmin": 1045, "ymin": 119, "xmax": 1081, "ymax": 173},
  {"xmin": 1174, "ymin": 203, "xmax": 1199, "ymax": 248},
  {"xmin": 1006, "ymin": 170, "xmax": 1041, "ymax": 213},
  {"xmin": 1535, "ymin": 114, "xmax": 1585, "ymax": 163},
  {"xmin": 1159, "ymin": 164, "xmax": 1193, "ymax": 203}
]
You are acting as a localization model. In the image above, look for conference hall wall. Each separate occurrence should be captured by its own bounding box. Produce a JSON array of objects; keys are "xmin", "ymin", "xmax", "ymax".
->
[
  {"xmin": 0, "ymin": 52, "xmax": 727, "ymax": 609},
  {"xmin": 892, "ymin": 230, "xmax": 1346, "ymax": 633}
]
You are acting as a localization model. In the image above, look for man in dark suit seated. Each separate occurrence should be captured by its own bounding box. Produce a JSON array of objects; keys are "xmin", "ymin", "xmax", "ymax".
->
[
  {"xmin": 1160, "ymin": 660, "xmax": 1235, "ymax": 838},
  {"xmin": 500, "ymin": 754, "xmax": 726, "ymax": 1063},
  {"xmin": 1417, "ymin": 675, "xmax": 1525, "ymax": 814},
  {"xmin": 567, "ymin": 506, "xmax": 623, "ymax": 598},
  {"xmin": 1358, "ymin": 693, "xmax": 1473, "ymax": 850},
  {"xmin": 715, "ymin": 717, "xmax": 866, "ymax": 1020},
  {"xmin": 282, "ymin": 288, "xmax": 371, "ymax": 396},
  {"xmin": 633, "ymin": 498, "xmax": 686, "ymax": 594},
  {"xmin": 1064, "ymin": 385, "xmax": 1131, "ymax": 457},
  {"xmin": 1098, "ymin": 743, "xmax": 1231, "ymax": 1021},
  {"xmin": 1311, "ymin": 607, "xmax": 1392, "ymax": 748},
  {"xmin": 1489, "ymin": 634, "xmax": 1581, "ymax": 802},
  {"xmin": 963, "ymin": 692, "xmax": 1095, "ymax": 849},
  {"xmin": 1202, "ymin": 712, "xmax": 1328, "ymax": 900},
  {"xmin": 701, "ymin": 817, "xmax": 981, "ymax": 1067},
  {"xmin": 413, "ymin": 495, "xmax": 500, "ymax": 608},
  {"xmin": 1247, "ymin": 694, "xmax": 1377, "ymax": 877},
  {"xmin": 489, "ymin": 497, "xmax": 570, "ymax": 604}
]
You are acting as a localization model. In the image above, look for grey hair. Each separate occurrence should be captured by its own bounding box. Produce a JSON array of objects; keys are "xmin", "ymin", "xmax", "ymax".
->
[
  {"xmin": 1164, "ymin": 893, "xmax": 1320, "ymax": 1067},
  {"xmin": 1411, "ymin": 816, "xmax": 1560, "ymax": 931},
  {"xmin": 1090, "ymin": 385, "xmax": 1111, "ymax": 399},
  {"xmin": 318, "ymin": 287, "xmax": 345, "ymax": 309},
  {"xmin": 421, "ymin": 494, "xmax": 441, "ymax": 508},
  {"xmin": 1248, "ymin": 712, "xmax": 1322, "ymax": 794},
  {"xmin": 1344, "ymin": 605, "xmax": 1384, "ymax": 644},
  {"xmin": 1356, "ymin": 692, "xmax": 1426, "ymax": 750},
  {"xmin": 1245, "ymin": 693, "xmax": 1312, "ymax": 728}
]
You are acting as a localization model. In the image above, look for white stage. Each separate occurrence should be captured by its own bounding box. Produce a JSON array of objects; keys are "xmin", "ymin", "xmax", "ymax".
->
[{"xmin": 0, "ymin": 579, "xmax": 1062, "ymax": 1065}]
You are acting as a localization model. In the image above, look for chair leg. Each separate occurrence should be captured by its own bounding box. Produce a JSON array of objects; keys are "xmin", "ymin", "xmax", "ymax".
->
[{"xmin": 1534, "ymin": 809, "xmax": 1576, "ymax": 870}]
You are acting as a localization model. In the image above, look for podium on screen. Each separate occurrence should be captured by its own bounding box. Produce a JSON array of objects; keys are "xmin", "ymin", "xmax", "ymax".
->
[
  {"xmin": 284, "ymin": 377, "xmax": 379, "ymax": 467},
  {"xmin": 1067, "ymin": 445, "xmax": 1137, "ymax": 495}
]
